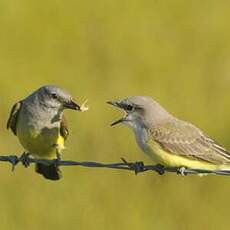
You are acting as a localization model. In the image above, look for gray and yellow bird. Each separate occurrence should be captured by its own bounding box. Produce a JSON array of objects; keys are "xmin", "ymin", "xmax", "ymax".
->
[
  {"xmin": 108, "ymin": 96, "xmax": 230, "ymax": 171},
  {"xmin": 7, "ymin": 85, "xmax": 81, "ymax": 180}
]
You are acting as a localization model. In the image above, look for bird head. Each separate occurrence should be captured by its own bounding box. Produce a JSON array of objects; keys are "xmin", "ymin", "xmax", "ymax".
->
[
  {"xmin": 36, "ymin": 85, "xmax": 81, "ymax": 111},
  {"xmin": 107, "ymin": 96, "xmax": 172, "ymax": 129}
]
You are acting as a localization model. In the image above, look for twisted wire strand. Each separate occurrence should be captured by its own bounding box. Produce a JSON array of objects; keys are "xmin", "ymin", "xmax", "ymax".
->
[{"xmin": 1, "ymin": 154, "xmax": 230, "ymax": 176}]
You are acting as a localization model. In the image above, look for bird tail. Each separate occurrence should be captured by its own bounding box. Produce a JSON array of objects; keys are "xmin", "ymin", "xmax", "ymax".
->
[{"xmin": 35, "ymin": 163, "xmax": 62, "ymax": 181}]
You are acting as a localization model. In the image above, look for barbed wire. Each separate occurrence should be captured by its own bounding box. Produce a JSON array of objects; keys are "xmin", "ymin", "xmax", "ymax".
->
[{"xmin": 1, "ymin": 154, "xmax": 230, "ymax": 176}]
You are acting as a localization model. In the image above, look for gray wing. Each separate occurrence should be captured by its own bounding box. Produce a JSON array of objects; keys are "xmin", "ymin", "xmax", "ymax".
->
[
  {"xmin": 7, "ymin": 101, "xmax": 22, "ymax": 136},
  {"xmin": 149, "ymin": 119, "xmax": 230, "ymax": 165},
  {"xmin": 60, "ymin": 115, "xmax": 69, "ymax": 141}
]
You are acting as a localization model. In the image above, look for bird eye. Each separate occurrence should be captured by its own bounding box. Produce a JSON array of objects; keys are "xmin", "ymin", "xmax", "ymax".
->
[
  {"xmin": 126, "ymin": 104, "xmax": 134, "ymax": 111},
  {"xmin": 51, "ymin": 93, "xmax": 58, "ymax": 99}
]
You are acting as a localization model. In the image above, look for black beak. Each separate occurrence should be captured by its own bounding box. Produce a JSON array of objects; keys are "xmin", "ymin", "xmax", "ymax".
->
[
  {"xmin": 107, "ymin": 101, "xmax": 126, "ymax": 126},
  {"xmin": 111, "ymin": 118, "xmax": 126, "ymax": 126},
  {"xmin": 107, "ymin": 101, "xmax": 122, "ymax": 108},
  {"xmin": 107, "ymin": 101, "xmax": 116, "ymax": 106},
  {"xmin": 64, "ymin": 100, "xmax": 81, "ymax": 110}
]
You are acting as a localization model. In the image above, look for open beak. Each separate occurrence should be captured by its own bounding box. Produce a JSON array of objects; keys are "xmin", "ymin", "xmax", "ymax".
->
[
  {"xmin": 64, "ymin": 100, "xmax": 81, "ymax": 110},
  {"xmin": 110, "ymin": 117, "xmax": 126, "ymax": 126},
  {"xmin": 107, "ymin": 101, "xmax": 127, "ymax": 126}
]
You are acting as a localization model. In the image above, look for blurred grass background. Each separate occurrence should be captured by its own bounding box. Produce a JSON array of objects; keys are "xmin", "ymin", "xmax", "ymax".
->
[{"xmin": 0, "ymin": 0, "xmax": 230, "ymax": 229}]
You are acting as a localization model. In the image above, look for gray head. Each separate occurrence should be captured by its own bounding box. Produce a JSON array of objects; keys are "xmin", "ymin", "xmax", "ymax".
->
[
  {"xmin": 26, "ymin": 85, "xmax": 81, "ymax": 111},
  {"xmin": 107, "ymin": 96, "xmax": 173, "ymax": 128}
]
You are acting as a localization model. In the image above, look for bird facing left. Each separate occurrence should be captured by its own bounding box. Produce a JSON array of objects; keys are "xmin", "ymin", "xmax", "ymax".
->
[{"xmin": 7, "ymin": 85, "xmax": 82, "ymax": 181}]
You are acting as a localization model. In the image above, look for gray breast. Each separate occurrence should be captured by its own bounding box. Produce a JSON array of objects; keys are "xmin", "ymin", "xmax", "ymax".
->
[
  {"xmin": 134, "ymin": 126, "xmax": 150, "ymax": 152},
  {"xmin": 19, "ymin": 101, "xmax": 61, "ymax": 131}
]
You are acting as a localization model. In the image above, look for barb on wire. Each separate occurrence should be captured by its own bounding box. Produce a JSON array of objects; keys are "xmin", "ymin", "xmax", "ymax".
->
[{"xmin": 1, "ymin": 154, "xmax": 230, "ymax": 176}]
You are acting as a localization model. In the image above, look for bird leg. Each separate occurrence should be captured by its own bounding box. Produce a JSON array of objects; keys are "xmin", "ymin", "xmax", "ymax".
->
[{"xmin": 54, "ymin": 149, "xmax": 61, "ymax": 168}]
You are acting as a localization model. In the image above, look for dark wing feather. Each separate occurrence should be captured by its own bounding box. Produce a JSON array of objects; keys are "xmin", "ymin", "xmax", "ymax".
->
[
  {"xmin": 60, "ymin": 115, "xmax": 69, "ymax": 140},
  {"xmin": 149, "ymin": 119, "xmax": 230, "ymax": 165},
  {"xmin": 7, "ymin": 101, "xmax": 22, "ymax": 135}
]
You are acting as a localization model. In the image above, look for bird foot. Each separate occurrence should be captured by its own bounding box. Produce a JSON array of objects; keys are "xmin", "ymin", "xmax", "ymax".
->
[
  {"xmin": 53, "ymin": 158, "xmax": 61, "ymax": 168},
  {"xmin": 53, "ymin": 151, "xmax": 61, "ymax": 168},
  {"xmin": 19, "ymin": 153, "xmax": 31, "ymax": 168}
]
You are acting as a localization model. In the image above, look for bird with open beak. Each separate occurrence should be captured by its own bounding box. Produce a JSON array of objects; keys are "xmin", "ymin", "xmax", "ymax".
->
[{"xmin": 108, "ymin": 96, "xmax": 230, "ymax": 173}]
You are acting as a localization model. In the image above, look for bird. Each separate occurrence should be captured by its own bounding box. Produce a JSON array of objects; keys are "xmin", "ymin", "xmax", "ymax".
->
[
  {"xmin": 108, "ymin": 96, "xmax": 230, "ymax": 172},
  {"xmin": 7, "ymin": 85, "xmax": 81, "ymax": 180}
]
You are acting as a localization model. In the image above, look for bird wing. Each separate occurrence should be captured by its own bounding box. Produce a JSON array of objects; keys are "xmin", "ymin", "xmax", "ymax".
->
[
  {"xmin": 149, "ymin": 119, "xmax": 230, "ymax": 165},
  {"xmin": 7, "ymin": 101, "xmax": 22, "ymax": 135},
  {"xmin": 60, "ymin": 115, "xmax": 69, "ymax": 141}
]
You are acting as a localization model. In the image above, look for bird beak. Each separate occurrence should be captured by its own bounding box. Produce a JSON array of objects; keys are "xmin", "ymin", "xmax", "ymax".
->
[
  {"xmin": 64, "ymin": 100, "xmax": 81, "ymax": 110},
  {"xmin": 107, "ymin": 101, "xmax": 117, "ymax": 107},
  {"xmin": 110, "ymin": 117, "xmax": 126, "ymax": 126},
  {"xmin": 107, "ymin": 101, "xmax": 123, "ymax": 109},
  {"xmin": 107, "ymin": 100, "xmax": 127, "ymax": 126}
]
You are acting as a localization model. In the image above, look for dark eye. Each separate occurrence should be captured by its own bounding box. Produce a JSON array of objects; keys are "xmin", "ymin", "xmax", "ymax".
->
[
  {"xmin": 126, "ymin": 104, "xmax": 134, "ymax": 111},
  {"xmin": 51, "ymin": 93, "xmax": 58, "ymax": 99}
]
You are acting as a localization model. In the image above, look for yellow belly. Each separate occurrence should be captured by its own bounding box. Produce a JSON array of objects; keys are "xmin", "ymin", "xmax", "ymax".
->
[
  {"xmin": 145, "ymin": 141, "xmax": 230, "ymax": 171},
  {"xmin": 17, "ymin": 125, "xmax": 65, "ymax": 159}
]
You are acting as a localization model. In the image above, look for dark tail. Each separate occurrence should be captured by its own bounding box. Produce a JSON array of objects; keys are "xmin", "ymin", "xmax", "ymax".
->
[{"xmin": 35, "ymin": 163, "xmax": 62, "ymax": 181}]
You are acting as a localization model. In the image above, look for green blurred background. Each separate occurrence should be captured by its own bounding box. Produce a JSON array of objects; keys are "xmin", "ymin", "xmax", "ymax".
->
[{"xmin": 0, "ymin": 0, "xmax": 230, "ymax": 229}]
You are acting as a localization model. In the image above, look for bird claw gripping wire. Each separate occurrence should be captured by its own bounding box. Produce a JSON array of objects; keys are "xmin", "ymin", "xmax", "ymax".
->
[
  {"xmin": 121, "ymin": 158, "xmax": 145, "ymax": 175},
  {"xmin": 53, "ymin": 150, "xmax": 62, "ymax": 168}
]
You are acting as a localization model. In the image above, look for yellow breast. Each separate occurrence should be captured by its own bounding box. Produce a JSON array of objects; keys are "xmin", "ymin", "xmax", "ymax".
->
[{"xmin": 17, "ymin": 125, "xmax": 65, "ymax": 159}]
